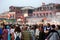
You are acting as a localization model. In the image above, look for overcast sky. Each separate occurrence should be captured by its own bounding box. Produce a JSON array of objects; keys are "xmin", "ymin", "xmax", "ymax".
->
[{"xmin": 0, "ymin": 0, "xmax": 60, "ymax": 13}]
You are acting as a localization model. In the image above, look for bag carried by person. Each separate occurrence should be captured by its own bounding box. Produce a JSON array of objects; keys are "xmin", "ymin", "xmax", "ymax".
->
[
  {"xmin": 15, "ymin": 33, "xmax": 20, "ymax": 40},
  {"xmin": 16, "ymin": 36, "xmax": 20, "ymax": 40},
  {"xmin": 0, "ymin": 28, "xmax": 3, "ymax": 35},
  {"xmin": 0, "ymin": 28, "xmax": 2, "ymax": 40}
]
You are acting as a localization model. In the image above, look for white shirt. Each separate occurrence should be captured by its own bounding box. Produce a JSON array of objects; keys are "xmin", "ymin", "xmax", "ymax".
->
[
  {"xmin": 35, "ymin": 28, "xmax": 40, "ymax": 36},
  {"xmin": 10, "ymin": 29, "xmax": 15, "ymax": 34},
  {"xmin": 14, "ymin": 32, "xmax": 22, "ymax": 40}
]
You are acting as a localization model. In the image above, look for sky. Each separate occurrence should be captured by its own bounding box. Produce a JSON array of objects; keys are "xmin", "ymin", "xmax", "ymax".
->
[{"xmin": 0, "ymin": 0, "xmax": 60, "ymax": 13}]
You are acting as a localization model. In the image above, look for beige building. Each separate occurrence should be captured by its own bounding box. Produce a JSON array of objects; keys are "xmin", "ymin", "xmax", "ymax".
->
[{"xmin": 0, "ymin": 12, "xmax": 15, "ymax": 19}]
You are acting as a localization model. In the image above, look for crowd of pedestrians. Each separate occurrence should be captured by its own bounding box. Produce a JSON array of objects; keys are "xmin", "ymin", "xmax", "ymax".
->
[{"xmin": 0, "ymin": 23, "xmax": 60, "ymax": 40}]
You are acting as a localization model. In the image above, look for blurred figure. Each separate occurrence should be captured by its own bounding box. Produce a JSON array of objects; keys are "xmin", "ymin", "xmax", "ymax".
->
[
  {"xmin": 27, "ymin": 26, "xmax": 30, "ymax": 31},
  {"xmin": 45, "ymin": 23, "xmax": 51, "ymax": 38},
  {"xmin": 30, "ymin": 26, "xmax": 35, "ymax": 40},
  {"xmin": 14, "ymin": 25, "xmax": 22, "ymax": 40},
  {"xmin": 0, "ymin": 24, "xmax": 3, "ymax": 40},
  {"xmin": 22, "ymin": 26, "xmax": 31, "ymax": 40},
  {"xmin": 43, "ymin": 25, "xmax": 47, "ymax": 33},
  {"xmin": 6, "ymin": 25, "xmax": 11, "ymax": 40},
  {"xmin": 20, "ymin": 25, "xmax": 23, "ymax": 31},
  {"xmin": 35, "ymin": 25, "xmax": 40, "ymax": 40},
  {"xmin": 10, "ymin": 25, "xmax": 15, "ymax": 40},
  {"xmin": 38, "ymin": 24, "xmax": 45, "ymax": 40},
  {"xmin": 2, "ymin": 25, "xmax": 8, "ymax": 40},
  {"xmin": 46, "ymin": 23, "xmax": 51, "ymax": 32},
  {"xmin": 10, "ymin": 25, "xmax": 15, "ymax": 34},
  {"xmin": 57, "ymin": 25, "xmax": 60, "ymax": 38},
  {"xmin": 46, "ymin": 24, "xmax": 59, "ymax": 40}
]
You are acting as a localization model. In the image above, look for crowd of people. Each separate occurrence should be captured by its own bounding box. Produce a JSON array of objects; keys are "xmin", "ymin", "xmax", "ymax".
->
[{"xmin": 0, "ymin": 23, "xmax": 60, "ymax": 40}]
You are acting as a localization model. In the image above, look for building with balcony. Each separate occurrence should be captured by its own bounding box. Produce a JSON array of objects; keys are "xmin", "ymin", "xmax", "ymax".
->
[
  {"xmin": 21, "ymin": 6, "xmax": 34, "ymax": 16},
  {"xmin": 26, "ymin": 3, "xmax": 60, "ymax": 24},
  {"xmin": 9, "ymin": 6, "xmax": 34, "ymax": 19},
  {"xmin": 9, "ymin": 6, "xmax": 23, "ymax": 19},
  {"xmin": 4, "ymin": 3, "xmax": 59, "ymax": 24},
  {"xmin": 0, "ymin": 12, "xmax": 15, "ymax": 19},
  {"xmin": 9, "ymin": 6, "xmax": 34, "ymax": 24},
  {"xmin": 33, "ymin": 3, "xmax": 60, "ymax": 17}
]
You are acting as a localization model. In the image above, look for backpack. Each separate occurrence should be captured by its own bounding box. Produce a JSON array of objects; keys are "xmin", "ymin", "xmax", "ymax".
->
[
  {"xmin": 0, "ymin": 28, "xmax": 3, "ymax": 35},
  {"xmin": 15, "ymin": 33, "xmax": 20, "ymax": 40},
  {"xmin": 16, "ymin": 36, "xmax": 20, "ymax": 40}
]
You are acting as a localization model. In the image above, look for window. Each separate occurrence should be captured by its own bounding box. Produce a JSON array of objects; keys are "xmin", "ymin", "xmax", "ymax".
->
[
  {"xmin": 37, "ymin": 8, "xmax": 39, "ymax": 11},
  {"xmin": 47, "ymin": 7, "xmax": 49, "ymax": 10},
  {"xmin": 49, "ymin": 13, "xmax": 52, "ymax": 17},
  {"xmin": 43, "ymin": 7, "xmax": 46, "ymax": 10},
  {"xmin": 37, "ymin": 14, "xmax": 38, "ymax": 16},
  {"xmin": 33, "ymin": 14, "xmax": 35, "ymax": 16},
  {"xmin": 56, "ymin": 6, "xmax": 60, "ymax": 10},
  {"xmin": 50, "ymin": 13, "xmax": 52, "ymax": 15},
  {"xmin": 28, "ymin": 9, "xmax": 33, "ymax": 13},
  {"xmin": 50, "ymin": 7, "xmax": 53, "ymax": 10},
  {"xmin": 40, "ymin": 13, "xmax": 41, "ymax": 16},
  {"xmin": 46, "ymin": 13, "xmax": 48, "ymax": 16},
  {"xmin": 40, "ymin": 7, "xmax": 42, "ymax": 10},
  {"xmin": 35, "ymin": 14, "xmax": 37, "ymax": 16},
  {"xmin": 39, "ymin": 13, "xmax": 41, "ymax": 17},
  {"xmin": 43, "ymin": 13, "xmax": 45, "ymax": 16}
]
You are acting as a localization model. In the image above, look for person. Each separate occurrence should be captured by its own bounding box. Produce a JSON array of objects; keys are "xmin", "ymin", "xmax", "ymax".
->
[
  {"xmin": 10, "ymin": 25, "xmax": 15, "ymax": 40},
  {"xmin": 2, "ymin": 25, "xmax": 8, "ymax": 40},
  {"xmin": 30, "ymin": 26, "xmax": 35, "ymax": 40},
  {"xmin": 38, "ymin": 24, "xmax": 45, "ymax": 40},
  {"xmin": 14, "ymin": 25, "xmax": 22, "ymax": 40},
  {"xmin": 45, "ymin": 23, "xmax": 51, "ymax": 38},
  {"xmin": 22, "ymin": 26, "xmax": 31, "ymax": 40},
  {"xmin": 46, "ymin": 24, "xmax": 59, "ymax": 40},
  {"xmin": 10, "ymin": 25, "xmax": 15, "ymax": 34},
  {"xmin": 46, "ymin": 23, "xmax": 51, "ymax": 32},
  {"xmin": 57, "ymin": 25, "xmax": 60, "ymax": 38},
  {"xmin": 43, "ymin": 25, "xmax": 47, "ymax": 33},
  {"xmin": 6, "ymin": 24, "xmax": 11, "ymax": 40},
  {"xmin": 35, "ymin": 25, "xmax": 40, "ymax": 40},
  {"xmin": 0, "ymin": 24, "xmax": 3, "ymax": 40}
]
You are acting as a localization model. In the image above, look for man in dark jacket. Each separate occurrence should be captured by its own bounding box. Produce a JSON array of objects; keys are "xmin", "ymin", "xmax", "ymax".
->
[
  {"xmin": 46, "ymin": 25, "xmax": 60, "ymax": 40},
  {"xmin": 39, "ymin": 25, "xmax": 45, "ymax": 40}
]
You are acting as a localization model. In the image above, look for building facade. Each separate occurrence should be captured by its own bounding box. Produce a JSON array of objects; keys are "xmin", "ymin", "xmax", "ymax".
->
[
  {"xmin": 9, "ymin": 6, "xmax": 23, "ymax": 19},
  {"xmin": 32, "ymin": 3, "xmax": 60, "ymax": 22},
  {"xmin": 9, "ymin": 6, "xmax": 34, "ymax": 24},
  {"xmin": 0, "ymin": 3, "xmax": 60, "ymax": 24},
  {"xmin": 9, "ymin": 6, "xmax": 34, "ymax": 19},
  {"xmin": 25, "ymin": 3, "xmax": 60, "ymax": 24},
  {"xmin": 0, "ymin": 12, "xmax": 15, "ymax": 19},
  {"xmin": 33, "ymin": 3, "xmax": 56, "ymax": 17}
]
